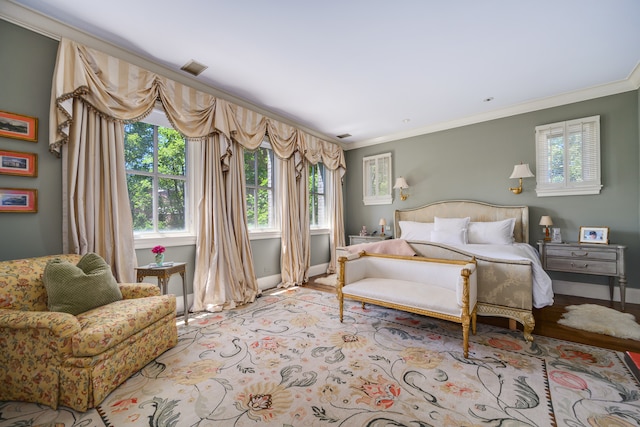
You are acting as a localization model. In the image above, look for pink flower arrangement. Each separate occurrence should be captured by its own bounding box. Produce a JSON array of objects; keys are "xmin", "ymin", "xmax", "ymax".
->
[{"xmin": 151, "ymin": 245, "xmax": 165, "ymax": 254}]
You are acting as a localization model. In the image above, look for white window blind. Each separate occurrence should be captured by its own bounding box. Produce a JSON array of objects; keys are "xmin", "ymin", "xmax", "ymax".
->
[{"xmin": 535, "ymin": 115, "xmax": 602, "ymax": 197}]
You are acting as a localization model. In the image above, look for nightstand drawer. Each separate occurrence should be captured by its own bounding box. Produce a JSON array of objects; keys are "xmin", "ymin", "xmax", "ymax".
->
[
  {"xmin": 546, "ymin": 247, "xmax": 617, "ymax": 261},
  {"xmin": 546, "ymin": 258, "xmax": 618, "ymax": 275}
]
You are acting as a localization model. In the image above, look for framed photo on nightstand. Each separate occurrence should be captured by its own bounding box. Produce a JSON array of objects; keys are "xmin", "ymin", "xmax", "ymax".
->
[{"xmin": 579, "ymin": 226, "xmax": 609, "ymax": 244}]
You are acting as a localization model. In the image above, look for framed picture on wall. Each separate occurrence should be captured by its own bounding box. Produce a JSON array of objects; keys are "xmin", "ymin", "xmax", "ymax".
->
[
  {"xmin": 0, "ymin": 149, "xmax": 38, "ymax": 177},
  {"xmin": 0, "ymin": 188, "xmax": 38, "ymax": 213},
  {"xmin": 0, "ymin": 110, "xmax": 38, "ymax": 142},
  {"xmin": 579, "ymin": 226, "xmax": 609, "ymax": 244},
  {"xmin": 363, "ymin": 152, "xmax": 392, "ymax": 205}
]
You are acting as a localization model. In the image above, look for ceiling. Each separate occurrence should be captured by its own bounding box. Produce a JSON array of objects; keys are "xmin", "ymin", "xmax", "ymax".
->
[{"xmin": 6, "ymin": 0, "xmax": 640, "ymax": 148}]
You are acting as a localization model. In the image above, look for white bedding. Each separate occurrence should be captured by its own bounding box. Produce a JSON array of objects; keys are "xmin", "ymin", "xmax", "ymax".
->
[{"xmin": 446, "ymin": 243, "xmax": 554, "ymax": 309}]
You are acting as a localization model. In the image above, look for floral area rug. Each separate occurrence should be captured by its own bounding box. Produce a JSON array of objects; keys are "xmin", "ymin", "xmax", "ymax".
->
[{"xmin": 2, "ymin": 287, "xmax": 640, "ymax": 426}]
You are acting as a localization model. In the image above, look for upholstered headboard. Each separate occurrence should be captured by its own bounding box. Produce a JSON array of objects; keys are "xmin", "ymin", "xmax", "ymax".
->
[{"xmin": 394, "ymin": 200, "xmax": 529, "ymax": 244}]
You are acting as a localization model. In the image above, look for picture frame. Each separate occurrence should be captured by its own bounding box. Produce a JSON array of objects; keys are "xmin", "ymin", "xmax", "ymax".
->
[
  {"xmin": 0, "ymin": 149, "xmax": 38, "ymax": 177},
  {"xmin": 0, "ymin": 110, "xmax": 38, "ymax": 142},
  {"xmin": 0, "ymin": 188, "xmax": 38, "ymax": 213},
  {"xmin": 579, "ymin": 226, "xmax": 609, "ymax": 244},
  {"xmin": 363, "ymin": 152, "xmax": 392, "ymax": 205}
]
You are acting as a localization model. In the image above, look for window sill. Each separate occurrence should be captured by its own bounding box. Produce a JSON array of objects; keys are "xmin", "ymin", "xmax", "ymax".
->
[
  {"xmin": 134, "ymin": 234, "xmax": 196, "ymax": 249},
  {"xmin": 249, "ymin": 230, "xmax": 281, "ymax": 240},
  {"xmin": 536, "ymin": 184, "xmax": 602, "ymax": 197}
]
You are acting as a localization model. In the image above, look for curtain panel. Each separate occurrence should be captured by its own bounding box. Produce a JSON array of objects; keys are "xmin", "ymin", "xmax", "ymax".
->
[{"xmin": 50, "ymin": 38, "xmax": 346, "ymax": 305}]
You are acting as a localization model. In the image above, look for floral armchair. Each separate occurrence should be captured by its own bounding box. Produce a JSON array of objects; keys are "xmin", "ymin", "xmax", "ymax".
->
[{"xmin": 0, "ymin": 254, "xmax": 178, "ymax": 411}]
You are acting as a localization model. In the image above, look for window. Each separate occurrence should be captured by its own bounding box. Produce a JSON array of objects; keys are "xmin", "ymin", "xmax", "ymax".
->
[
  {"xmin": 245, "ymin": 143, "xmax": 277, "ymax": 230},
  {"xmin": 363, "ymin": 152, "xmax": 392, "ymax": 205},
  {"xmin": 535, "ymin": 115, "xmax": 602, "ymax": 197},
  {"xmin": 309, "ymin": 163, "xmax": 327, "ymax": 228},
  {"xmin": 124, "ymin": 113, "xmax": 189, "ymax": 237}
]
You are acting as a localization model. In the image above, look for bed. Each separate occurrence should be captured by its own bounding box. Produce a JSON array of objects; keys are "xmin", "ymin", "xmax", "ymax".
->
[{"xmin": 392, "ymin": 200, "xmax": 554, "ymax": 341}]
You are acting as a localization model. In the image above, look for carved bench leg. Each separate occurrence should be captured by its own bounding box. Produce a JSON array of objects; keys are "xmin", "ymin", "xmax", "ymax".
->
[
  {"xmin": 471, "ymin": 307, "xmax": 477, "ymax": 335},
  {"xmin": 462, "ymin": 322, "xmax": 470, "ymax": 358}
]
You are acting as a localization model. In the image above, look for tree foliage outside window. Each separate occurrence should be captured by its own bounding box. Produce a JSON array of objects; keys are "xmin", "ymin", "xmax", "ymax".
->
[
  {"xmin": 245, "ymin": 145, "xmax": 275, "ymax": 229},
  {"xmin": 124, "ymin": 122, "xmax": 186, "ymax": 232},
  {"xmin": 535, "ymin": 116, "xmax": 601, "ymax": 197},
  {"xmin": 309, "ymin": 163, "xmax": 326, "ymax": 227}
]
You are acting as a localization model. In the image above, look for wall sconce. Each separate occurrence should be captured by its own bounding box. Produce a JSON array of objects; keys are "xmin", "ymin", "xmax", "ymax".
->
[
  {"xmin": 379, "ymin": 218, "xmax": 387, "ymax": 236},
  {"xmin": 508, "ymin": 163, "xmax": 534, "ymax": 194},
  {"xmin": 393, "ymin": 177, "xmax": 409, "ymax": 201},
  {"xmin": 539, "ymin": 215, "xmax": 553, "ymax": 241}
]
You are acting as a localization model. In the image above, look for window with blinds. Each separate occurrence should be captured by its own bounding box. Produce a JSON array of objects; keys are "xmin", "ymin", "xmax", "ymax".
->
[{"xmin": 535, "ymin": 115, "xmax": 602, "ymax": 197}]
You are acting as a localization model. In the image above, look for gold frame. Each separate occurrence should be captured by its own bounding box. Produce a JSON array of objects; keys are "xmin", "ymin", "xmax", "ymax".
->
[
  {"xmin": 0, "ymin": 149, "xmax": 38, "ymax": 177},
  {"xmin": 0, "ymin": 187, "xmax": 38, "ymax": 213},
  {"xmin": 0, "ymin": 110, "xmax": 38, "ymax": 142},
  {"xmin": 579, "ymin": 226, "xmax": 609, "ymax": 244}
]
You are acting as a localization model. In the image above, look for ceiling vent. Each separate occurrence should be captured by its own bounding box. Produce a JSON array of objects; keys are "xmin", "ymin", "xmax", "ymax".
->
[
  {"xmin": 336, "ymin": 133, "xmax": 352, "ymax": 139},
  {"xmin": 180, "ymin": 60, "xmax": 208, "ymax": 76}
]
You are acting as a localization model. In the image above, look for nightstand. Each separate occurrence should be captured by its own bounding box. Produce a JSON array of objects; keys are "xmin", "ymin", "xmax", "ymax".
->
[
  {"xmin": 349, "ymin": 235, "xmax": 392, "ymax": 245},
  {"xmin": 537, "ymin": 241, "xmax": 627, "ymax": 310}
]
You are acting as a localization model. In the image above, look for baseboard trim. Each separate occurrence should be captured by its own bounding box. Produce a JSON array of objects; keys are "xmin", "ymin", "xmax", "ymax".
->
[
  {"xmin": 553, "ymin": 280, "xmax": 640, "ymax": 305},
  {"xmin": 256, "ymin": 263, "xmax": 330, "ymax": 291}
]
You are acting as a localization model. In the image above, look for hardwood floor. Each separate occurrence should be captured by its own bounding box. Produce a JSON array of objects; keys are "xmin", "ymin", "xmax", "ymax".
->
[{"xmin": 306, "ymin": 275, "xmax": 640, "ymax": 354}]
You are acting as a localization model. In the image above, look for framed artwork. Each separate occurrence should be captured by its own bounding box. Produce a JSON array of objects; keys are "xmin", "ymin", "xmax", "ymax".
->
[
  {"xmin": 363, "ymin": 152, "xmax": 392, "ymax": 205},
  {"xmin": 0, "ymin": 149, "xmax": 38, "ymax": 177},
  {"xmin": 0, "ymin": 110, "xmax": 38, "ymax": 142},
  {"xmin": 0, "ymin": 188, "xmax": 38, "ymax": 213},
  {"xmin": 579, "ymin": 226, "xmax": 609, "ymax": 244}
]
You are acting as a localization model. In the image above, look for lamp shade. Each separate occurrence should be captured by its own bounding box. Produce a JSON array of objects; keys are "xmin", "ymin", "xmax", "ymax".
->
[
  {"xmin": 393, "ymin": 177, "xmax": 409, "ymax": 189},
  {"xmin": 379, "ymin": 218, "xmax": 387, "ymax": 226},
  {"xmin": 539, "ymin": 215, "xmax": 553, "ymax": 226},
  {"xmin": 509, "ymin": 163, "xmax": 534, "ymax": 179}
]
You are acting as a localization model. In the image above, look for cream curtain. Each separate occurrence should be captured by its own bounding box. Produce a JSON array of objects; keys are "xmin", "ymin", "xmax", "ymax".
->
[
  {"xmin": 326, "ymin": 168, "xmax": 346, "ymax": 274},
  {"xmin": 192, "ymin": 135, "xmax": 258, "ymax": 311},
  {"xmin": 278, "ymin": 153, "xmax": 310, "ymax": 288},
  {"xmin": 61, "ymin": 98, "xmax": 136, "ymax": 282},
  {"xmin": 50, "ymin": 38, "xmax": 346, "ymax": 308}
]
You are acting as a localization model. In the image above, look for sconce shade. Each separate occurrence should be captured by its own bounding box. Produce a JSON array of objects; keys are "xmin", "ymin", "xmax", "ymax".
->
[
  {"xmin": 539, "ymin": 216, "xmax": 553, "ymax": 226},
  {"xmin": 379, "ymin": 218, "xmax": 387, "ymax": 226},
  {"xmin": 508, "ymin": 163, "xmax": 534, "ymax": 194},
  {"xmin": 509, "ymin": 163, "xmax": 535, "ymax": 179},
  {"xmin": 393, "ymin": 177, "xmax": 409, "ymax": 189}
]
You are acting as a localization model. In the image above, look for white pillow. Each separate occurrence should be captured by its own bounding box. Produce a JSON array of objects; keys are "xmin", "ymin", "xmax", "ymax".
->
[
  {"xmin": 434, "ymin": 216, "xmax": 471, "ymax": 232},
  {"xmin": 399, "ymin": 221, "xmax": 435, "ymax": 241},
  {"xmin": 467, "ymin": 218, "xmax": 516, "ymax": 245},
  {"xmin": 430, "ymin": 229, "xmax": 467, "ymax": 245}
]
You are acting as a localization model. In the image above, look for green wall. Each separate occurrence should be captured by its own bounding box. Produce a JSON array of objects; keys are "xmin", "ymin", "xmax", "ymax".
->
[
  {"xmin": 0, "ymin": 19, "xmax": 331, "ymax": 293},
  {"xmin": 345, "ymin": 91, "xmax": 640, "ymax": 292},
  {"xmin": 0, "ymin": 20, "xmax": 61, "ymax": 259}
]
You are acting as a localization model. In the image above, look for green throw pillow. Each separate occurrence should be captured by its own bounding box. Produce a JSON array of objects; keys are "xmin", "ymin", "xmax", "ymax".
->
[{"xmin": 43, "ymin": 252, "xmax": 123, "ymax": 315}]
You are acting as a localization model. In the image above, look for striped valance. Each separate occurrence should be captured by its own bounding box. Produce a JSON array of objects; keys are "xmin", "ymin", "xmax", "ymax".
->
[{"xmin": 50, "ymin": 38, "xmax": 345, "ymax": 172}]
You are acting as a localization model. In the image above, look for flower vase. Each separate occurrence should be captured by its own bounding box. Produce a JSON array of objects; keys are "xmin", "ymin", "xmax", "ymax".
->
[{"xmin": 154, "ymin": 253, "xmax": 164, "ymax": 266}]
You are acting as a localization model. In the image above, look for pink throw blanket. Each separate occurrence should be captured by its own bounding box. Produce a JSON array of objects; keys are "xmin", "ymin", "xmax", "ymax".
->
[{"xmin": 346, "ymin": 239, "xmax": 416, "ymax": 256}]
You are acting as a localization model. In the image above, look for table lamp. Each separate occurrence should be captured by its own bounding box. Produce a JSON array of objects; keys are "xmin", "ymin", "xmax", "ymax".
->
[
  {"xmin": 379, "ymin": 218, "xmax": 387, "ymax": 236},
  {"xmin": 539, "ymin": 216, "xmax": 553, "ymax": 241}
]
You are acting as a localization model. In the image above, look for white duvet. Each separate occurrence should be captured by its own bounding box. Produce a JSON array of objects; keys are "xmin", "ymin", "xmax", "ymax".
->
[{"xmin": 444, "ymin": 243, "xmax": 554, "ymax": 309}]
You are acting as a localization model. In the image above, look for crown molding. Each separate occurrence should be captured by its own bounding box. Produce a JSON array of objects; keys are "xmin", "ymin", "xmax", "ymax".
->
[
  {"xmin": 345, "ymin": 64, "xmax": 640, "ymax": 151},
  {"xmin": 0, "ymin": 0, "xmax": 343, "ymax": 147}
]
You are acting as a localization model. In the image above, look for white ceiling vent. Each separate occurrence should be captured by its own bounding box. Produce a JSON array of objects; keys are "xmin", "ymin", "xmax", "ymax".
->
[{"xmin": 180, "ymin": 60, "xmax": 208, "ymax": 76}]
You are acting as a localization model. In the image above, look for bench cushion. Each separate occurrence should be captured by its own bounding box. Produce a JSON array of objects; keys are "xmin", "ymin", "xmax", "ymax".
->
[{"xmin": 343, "ymin": 278, "xmax": 463, "ymax": 317}]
